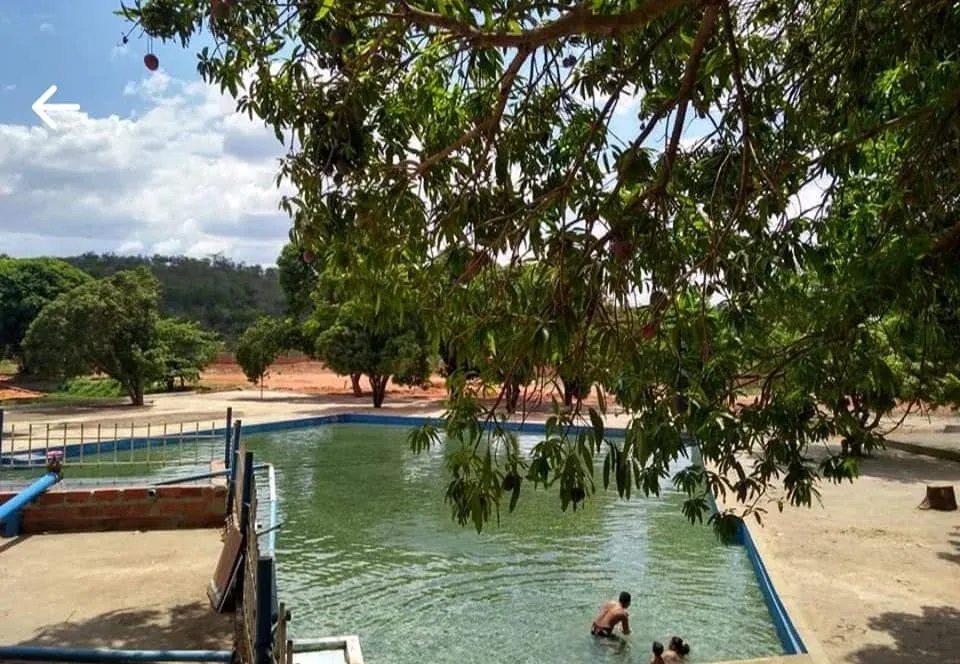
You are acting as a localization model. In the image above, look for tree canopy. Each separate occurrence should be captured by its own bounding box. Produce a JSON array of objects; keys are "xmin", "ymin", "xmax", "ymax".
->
[
  {"xmin": 122, "ymin": 0, "xmax": 960, "ymax": 535},
  {"xmin": 0, "ymin": 257, "xmax": 92, "ymax": 366},
  {"xmin": 23, "ymin": 268, "xmax": 166, "ymax": 405},
  {"xmin": 307, "ymin": 238, "xmax": 432, "ymax": 408},
  {"xmin": 276, "ymin": 241, "xmax": 319, "ymax": 321},
  {"xmin": 153, "ymin": 318, "xmax": 224, "ymax": 391},
  {"xmin": 235, "ymin": 315, "xmax": 292, "ymax": 398}
]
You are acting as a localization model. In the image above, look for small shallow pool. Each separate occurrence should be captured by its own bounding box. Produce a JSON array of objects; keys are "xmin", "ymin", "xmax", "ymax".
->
[{"xmin": 249, "ymin": 424, "xmax": 783, "ymax": 664}]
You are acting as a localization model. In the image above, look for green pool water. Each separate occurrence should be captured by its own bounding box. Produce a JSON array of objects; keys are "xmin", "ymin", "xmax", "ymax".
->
[{"xmin": 249, "ymin": 424, "xmax": 782, "ymax": 664}]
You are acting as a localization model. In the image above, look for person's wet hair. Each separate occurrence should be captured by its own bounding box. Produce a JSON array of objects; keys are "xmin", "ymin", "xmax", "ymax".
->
[
  {"xmin": 619, "ymin": 591, "xmax": 631, "ymax": 607},
  {"xmin": 669, "ymin": 636, "xmax": 690, "ymax": 656},
  {"xmin": 652, "ymin": 641, "xmax": 664, "ymax": 656}
]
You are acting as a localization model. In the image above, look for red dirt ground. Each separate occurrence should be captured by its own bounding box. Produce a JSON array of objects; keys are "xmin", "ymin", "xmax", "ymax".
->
[
  {"xmin": 0, "ymin": 374, "xmax": 43, "ymax": 401},
  {"xmin": 200, "ymin": 359, "xmax": 453, "ymax": 399}
]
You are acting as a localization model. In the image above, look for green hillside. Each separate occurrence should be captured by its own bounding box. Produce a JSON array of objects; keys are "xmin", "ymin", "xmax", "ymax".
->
[{"xmin": 62, "ymin": 253, "xmax": 284, "ymax": 346}]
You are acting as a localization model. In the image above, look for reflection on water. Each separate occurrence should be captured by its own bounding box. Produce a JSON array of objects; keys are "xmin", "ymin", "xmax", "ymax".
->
[{"xmin": 248, "ymin": 425, "xmax": 782, "ymax": 664}]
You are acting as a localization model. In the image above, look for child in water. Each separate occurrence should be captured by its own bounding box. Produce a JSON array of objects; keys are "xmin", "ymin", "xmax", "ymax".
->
[
  {"xmin": 650, "ymin": 641, "xmax": 665, "ymax": 664},
  {"xmin": 663, "ymin": 636, "xmax": 691, "ymax": 663}
]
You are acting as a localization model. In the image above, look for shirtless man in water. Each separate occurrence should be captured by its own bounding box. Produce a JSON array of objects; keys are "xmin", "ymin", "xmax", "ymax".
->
[{"xmin": 590, "ymin": 592, "xmax": 631, "ymax": 638}]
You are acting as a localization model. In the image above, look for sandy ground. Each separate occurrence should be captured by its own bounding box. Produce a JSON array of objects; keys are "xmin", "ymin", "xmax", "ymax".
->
[
  {"xmin": 0, "ymin": 529, "xmax": 233, "ymax": 649},
  {"xmin": 724, "ymin": 446, "xmax": 960, "ymax": 664}
]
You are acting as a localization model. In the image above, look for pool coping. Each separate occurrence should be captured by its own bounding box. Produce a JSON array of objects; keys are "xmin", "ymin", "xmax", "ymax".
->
[{"xmin": 1, "ymin": 411, "xmax": 816, "ymax": 661}]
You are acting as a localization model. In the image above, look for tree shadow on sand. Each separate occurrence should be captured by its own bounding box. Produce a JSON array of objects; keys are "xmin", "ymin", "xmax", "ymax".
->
[
  {"xmin": 16, "ymin": 600, "xmax": 233, "ymax": 650},
  {"xmin": 848, "ymin": 605, "xmax": 960, "ymax": 663},
  {"xmin": 938, "ymin": 525, "xmax": 960, "ymax": 566},
  {"xmin": 845, "ymin": 447, "xmax": 960, "ymax": 486}
]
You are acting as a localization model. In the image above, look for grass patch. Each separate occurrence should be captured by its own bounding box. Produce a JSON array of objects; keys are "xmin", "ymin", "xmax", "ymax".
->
[
  {"xmin": 0, "ymin": 375, "xmax": 208, "ymax": 406},
  {"xmin": 59, "ymin": 377, "xmax": 128, "ymax": 398},
  {"xmin": 0, "ymin": 359, "xmax": 18, "ymax": 375}
]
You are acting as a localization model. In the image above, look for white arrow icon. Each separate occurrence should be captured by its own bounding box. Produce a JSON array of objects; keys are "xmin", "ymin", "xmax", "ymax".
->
[{"xmin": 32, "ymin": 85, "xmax": 81, "ymax": 130}]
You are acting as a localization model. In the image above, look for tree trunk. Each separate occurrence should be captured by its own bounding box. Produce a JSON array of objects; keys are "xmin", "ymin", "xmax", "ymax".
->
[
  {"xmin": 918, "ymin": 485, "xmax": 957, "ymax": 511},
  {"xmin": 505, "ymin": 381, "xmax": 521, "ymax": 414},
  {"xmin": 370, "ymin": 374, "xmax": 389, "ymax": 408},
  {"xmin": 563, "ymin": 379, "xmax": 577, "ymax": 408},
  {"xmin": 350, "ymin": 373, "xmax": 363, "ymax": 397},
  {"xmin": 128, "ymin": 381, "xmax": 145, "ymax": 406}
]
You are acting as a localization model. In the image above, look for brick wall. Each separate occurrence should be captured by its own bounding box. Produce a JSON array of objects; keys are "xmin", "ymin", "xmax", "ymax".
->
[{"xmin": 0, "ymin": 485, "xmax": 227, "ymax": 534}]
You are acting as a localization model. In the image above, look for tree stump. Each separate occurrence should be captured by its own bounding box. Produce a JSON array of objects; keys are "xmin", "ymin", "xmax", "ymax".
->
[{"xmin": 918, "ymin": 485, "xmax": 957, "ymax": 511}]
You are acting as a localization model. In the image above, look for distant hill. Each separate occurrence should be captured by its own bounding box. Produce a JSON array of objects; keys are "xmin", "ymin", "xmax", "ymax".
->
[{"xmin": 62, "ymin": 253, "xmax": 284, "ymax": 346}]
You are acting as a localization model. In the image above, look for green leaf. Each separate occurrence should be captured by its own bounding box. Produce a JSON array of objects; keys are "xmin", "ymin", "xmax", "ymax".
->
[
  {"xmin": 314, "ymin": 0, "xmax": 335, "ymax": 21},
  {"xmin": 588, "ymin": 407, "xmax": 604, "ymax": 443}
]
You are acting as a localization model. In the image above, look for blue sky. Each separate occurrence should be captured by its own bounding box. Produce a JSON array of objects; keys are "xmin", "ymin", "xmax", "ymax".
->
[
  {"xmin": 0, "ymin": 0, "xmax": 291, "ymax": 266},
  {"xmin": 0, "ymin": 0, "xmax": 213, "ymax": 125}
]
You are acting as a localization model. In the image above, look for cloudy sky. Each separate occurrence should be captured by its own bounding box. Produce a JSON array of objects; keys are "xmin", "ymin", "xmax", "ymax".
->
[
  {"xmin": 0, "ymin": 0, "xmax": 292, "ymax": 266},
  {"xmin": 0, "ymin": 2, "xmax": 812, "ymax": 270}
]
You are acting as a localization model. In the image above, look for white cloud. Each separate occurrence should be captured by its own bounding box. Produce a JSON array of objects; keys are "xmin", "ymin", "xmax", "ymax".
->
[
  {"xmin": 0, "ymin": 71, "xmax": 293, "ymax": 266},
  {"xmin": 38, "ymin": 22, "xmax": 54, "ymax": 34},
  {"xmin": 2, "ymin": 84, "xmax": 15, "ymax": 93}
]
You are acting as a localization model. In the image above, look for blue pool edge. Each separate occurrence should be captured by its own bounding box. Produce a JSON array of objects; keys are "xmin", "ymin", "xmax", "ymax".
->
[
  {"xmin": 1, "ymin": 411, "xmax": 809, "ymax": 656},
  {"xmin": 697, "ymin": 449, "xmax": 807, "ymax": 657}
]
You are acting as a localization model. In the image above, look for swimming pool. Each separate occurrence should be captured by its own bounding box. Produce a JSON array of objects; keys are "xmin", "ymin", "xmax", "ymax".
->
[{"xmin": 248, "ymin": 423, "xmax": 784, "ymax": 664}]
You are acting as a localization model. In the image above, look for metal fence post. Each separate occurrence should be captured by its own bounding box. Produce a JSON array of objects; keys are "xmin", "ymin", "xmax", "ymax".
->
[
  {"xmin": 255, "ymin": 556, "xmax": 275, "ymax": 664},
  {"xmin": 236, "ymin": 450, "xmax": 255, "ymax": 599},
  {"xmin": 224, "ymin": 407, "xmax": 233, "ymax": 469},
  {"xmin": 226, "ymin": 420, "xmax": 242, "ymax": 519},
  {"xmin": 239, "ymin": 451, "xmax": 254, "ymax": 531}
]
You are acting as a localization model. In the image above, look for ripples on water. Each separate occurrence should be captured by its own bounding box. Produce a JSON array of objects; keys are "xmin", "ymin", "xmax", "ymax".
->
[{"xmin": 248, "ymin": 425, "xmax": 782, "ymax": 663}]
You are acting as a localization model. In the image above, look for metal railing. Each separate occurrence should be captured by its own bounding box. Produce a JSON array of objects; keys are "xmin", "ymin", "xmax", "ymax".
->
[
  {"xmin": 0, "ymin": 408, "xmax": 234, "ymax": 491},
  {"xmin": 0, "ymin": 418, "xmax": 227, "ymax": 467}
]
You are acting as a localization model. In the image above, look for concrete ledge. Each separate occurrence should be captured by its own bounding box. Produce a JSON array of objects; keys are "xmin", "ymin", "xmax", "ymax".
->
[
  {"xmin": 885, "ymin": 438, "xmax": 960, "ymax": 463},
  {"xmin": 693, "ymin": 447, "xmax": 829, "ymax": 664},
  {"xmin": 292, "ymin": 637, "xmax": 364, "ymax": 664},
  {"xmin": 736, "ymin": 519, "xmax": 806, "ymax": 655},
  {"xmin": 711, "ymin": 657, "xmax": 816, "ymax": 664}
]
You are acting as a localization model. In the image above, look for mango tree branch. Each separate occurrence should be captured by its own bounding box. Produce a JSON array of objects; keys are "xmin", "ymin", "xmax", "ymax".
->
[
  {"xmin": 720, "ymin": 0, "xmax": 752, "ymax": 213},
  {"xmin": 397, "ymin": 0, "xmax": 691, "ymax": 49},
  {"xmin": 657, "ymin": 1, "xmax": 718, "ymax": 193},
  {"xmin": 408, "ymin": 45, "xmax": 531, "ymax": 176}
]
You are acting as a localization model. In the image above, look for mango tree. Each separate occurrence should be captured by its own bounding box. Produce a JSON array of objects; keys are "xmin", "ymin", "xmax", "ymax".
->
[
  {"xmin": 0, "ymin": 257, "xmax": 91, "ymax": 369},
  {"xmin": 23, "ymin": 268, "xmax": 163, "ymax": 406},
  {"xmin": 121, "ymin": 0, "xmax": 960, "ymax": 535}
]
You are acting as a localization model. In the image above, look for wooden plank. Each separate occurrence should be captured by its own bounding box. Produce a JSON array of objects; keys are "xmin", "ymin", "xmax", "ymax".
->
[{"xmin": 208, "ymin": 516, "xmax": 243, "ymax": 612}]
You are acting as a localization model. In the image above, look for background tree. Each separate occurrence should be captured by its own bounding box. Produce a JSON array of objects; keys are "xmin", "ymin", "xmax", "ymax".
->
[
  {"xmin": 315, "ymin": 309, "xmax": 430, "ymax": 408},
  {"xmin": 310, "ymin": 240, "xmax": 432, "ymax": 408},
  {"xmin": 152, "ymin": 318, "xmax": 223, "ymax": 391},
  {"xmin": 124, "ymin": 0, "xmax": 960, "ymax": 535},
  {"xmin": 22, "ymin": 268, "xmax": 163, "ymax": 406},
  {"xmin": 235, "ymin": 316, "xmax": 290, "ymax": 399},
  {"xmin": 0, "ymin": 257, "xmax": 91, "ymax": 368}
]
